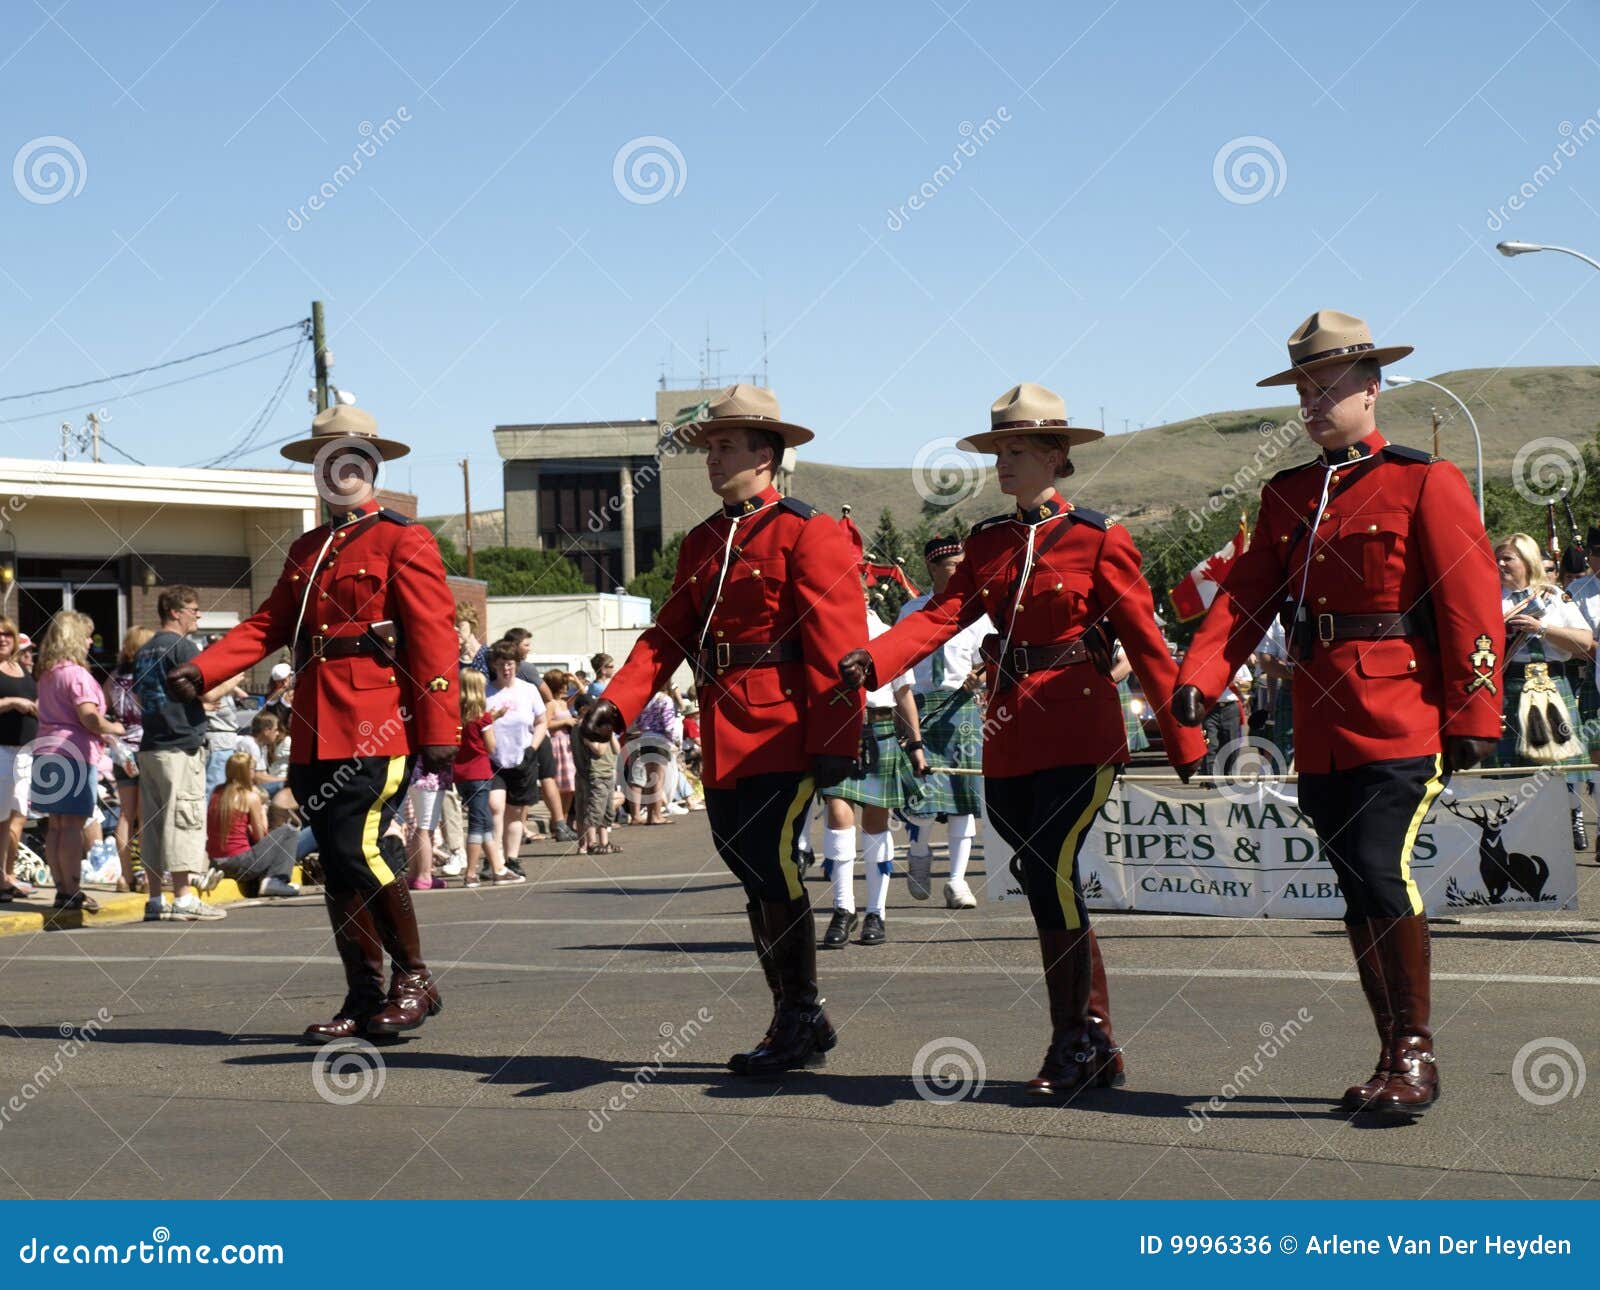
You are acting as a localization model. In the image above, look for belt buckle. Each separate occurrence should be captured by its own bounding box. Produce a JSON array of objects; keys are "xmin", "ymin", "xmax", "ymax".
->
[
  {"xmin": 1317, "ymin": 614, "xmax": 1334, "ymax": 644},
  {"xmin": 310, "ymin": 634, "xmax": 325, "ymax": 659},
  {"xmin": 1010, "ymin": 647, "xmax": 1030, "ymax": 677},
  {"xmin": 715, "ymin": 641, "xmax": 731, "ymax": 669}
]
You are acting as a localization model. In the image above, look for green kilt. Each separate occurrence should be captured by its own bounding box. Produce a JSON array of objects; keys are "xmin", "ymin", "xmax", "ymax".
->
[
  {"xmin": 904, "ymin": 689, "xmax": 985, "ymax": 817},
  {"xmin": 1117, "ymin": 678, "xmax": 1149, "ymax": 755},
  {"xmin": 829, "ymin": 715, "xmax": 918, "ymax": 809},
  {"xmin": 1489, "ymin": 663, "xmax": 1589, "ymax": 772},
  {"xmin": 1575, "ymin": 671, "xmax": 1600, "ymax": 757}
]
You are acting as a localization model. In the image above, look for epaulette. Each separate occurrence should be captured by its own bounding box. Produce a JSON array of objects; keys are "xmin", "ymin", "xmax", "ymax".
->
[
  {"xmin": 1068, "ymin": 506, "xmax": 1109, "ymax": 530},
  {"xmin": 970, "ymin": 512, "xmax": 1012, "ymax": 535},
  {"xmin": 780, "ymin": 495, "xmax": 818, "ymax": 519},
  {"xmin": 379, "ymin": 507, "xmax": 414, "ymax": 525},
  {"xmin": 1269, "ymin": 458, "xmax": 1319, "ymax": 483},
  {"xmin": 1381, "ymin": 443, "xmax": 1434, "ymax": 465}
]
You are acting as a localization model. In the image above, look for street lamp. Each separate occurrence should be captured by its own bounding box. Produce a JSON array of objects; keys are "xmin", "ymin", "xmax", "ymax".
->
[
  {"xmin": 1385, "ymin": 375, "xmax": 1484, "ymax": 516},
  {"xmin": 1495, "ymin": 240, "xmax": 1600, "ymax": 273}
]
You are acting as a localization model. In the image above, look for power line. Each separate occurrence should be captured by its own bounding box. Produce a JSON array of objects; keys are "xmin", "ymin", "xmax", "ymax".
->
[
  {"xmin": 197, "ymin": 334, "xmax": 309, "ymax": 468},
  {"xmin": 0, "ymin": 339, "xmax": 305, "ymax": 428},
  {"xmin": 0, "ymin": 320, "xmax": 309, "ymax": 405}
]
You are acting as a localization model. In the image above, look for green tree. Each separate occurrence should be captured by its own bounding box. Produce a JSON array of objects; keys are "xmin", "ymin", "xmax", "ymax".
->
[
  {"xmin": 1139, "ymin": 506, "xmax": 1254, "ymax": 649},
  {"xmin": 626, "ymin": 531, "xmax": 686, "ymax": 616},
  {"xmin": 427, "ymin": 528, "xmax": 589, "ymax": 597}
]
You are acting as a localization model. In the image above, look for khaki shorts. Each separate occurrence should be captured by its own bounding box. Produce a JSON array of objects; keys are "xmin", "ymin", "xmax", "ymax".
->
[{"xmin": 137, "ymin": 746, "xmax": 208, "ymax": 877}]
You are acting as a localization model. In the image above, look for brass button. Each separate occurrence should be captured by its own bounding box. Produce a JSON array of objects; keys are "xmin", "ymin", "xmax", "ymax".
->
[
  {"xmin": 717, "ymin": 668, "xmax": 726, "ymax": 676},
  {"xmin": 1367, "ymin": 524, "xmax": 1378, "ymax": 533},
  {"xmin": 751, "ymin": 568, "xmax": 760, "ymax": 576},
  {"xmin": 1332, "ymin": 474, "xmax": 1341, "ymax": 483},
  {"xmin": 359, "ymin": 567, "xmax": 366, "ymax": 575},
  {"xmin": 784, "ymin": 688, "xmax": 792, "ymax": 696},
  {"xmin": 321, "ymin": 592, "xmax": 328, "ymax": 599},
  {"xmin": 291, "ymin": 573, "xmax": 301, "ymax": 581},
  {"xmin": 1279, "ymin": 535, "xmax": 1288, "ymax": 544},
  {"xmin": 320, "ymin": 623, "xmax": 328, "ymax": 630},
  {"xmin": 1314, "ymin": 554, "xmax": 1325, "ymax": 563},
  {"xmin": 389, "ymin": 674, "xmax": 397, "ymax": 683},
  {"xmin": 1315, "ymin": 598, "xmax": 1326, "ymax": 606},
  {"xmin": 1407, "ymin": 660, "xmax": 1416, "ymax": 670},
  {"xmin": 1055, "ymin": 581, "xmax": 1063, "ymax": 591},
  {"xmin": 690, "ymin": 575, "xmax": 698, "ymax": 583},
  {"xmin": 1082, "ymin": 687, "xmax": 1092, "ymax": 695},
  {"xmin": 1019, "ymin": 640, "xmax": 1028, "ymax": 647},
  {"xmin": 715, "ymin": 630, "xmax": 724, "ymax": 638}
]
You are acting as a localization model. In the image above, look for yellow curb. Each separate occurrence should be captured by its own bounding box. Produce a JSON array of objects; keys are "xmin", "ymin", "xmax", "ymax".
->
[{"xmin": 0, "ymin": 864, "xmax": 302, "ymax": 937}]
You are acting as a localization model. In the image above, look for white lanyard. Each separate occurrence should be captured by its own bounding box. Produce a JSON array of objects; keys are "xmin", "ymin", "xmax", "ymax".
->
[
  {"xmin": 996, "ymin": 517, "xmax": 1042, "ymax": 666},
  {"xmin": 1293, "ymin": 463, "xmax": 1337, "ymax": 617},
  {"xmin": 695, "ymin": 498, "xmax": 777, "ymax": 658},
  {"xmin": 288, "ymin": 510, "xmax": 374, "ymax": 668}
]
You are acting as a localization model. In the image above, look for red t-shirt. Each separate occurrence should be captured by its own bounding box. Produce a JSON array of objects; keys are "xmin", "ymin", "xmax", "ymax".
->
[
  {"xmin": 206, "ymin": 787, "xmax": 253, "ymax": 860},
  {"xmin": 453, "ymin": 712, "xmax": 494, "ymax": 780}
]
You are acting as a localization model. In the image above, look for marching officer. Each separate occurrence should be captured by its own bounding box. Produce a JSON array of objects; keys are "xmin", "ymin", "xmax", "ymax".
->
[
  {"xmin": 839, "ymin": 383, "xmax": 1207, "ymax": 1096},
  {"xmin": 168, "ymin": 406, "xmax": 461, "ymax": 1041},
  {"xmin": 579, "ymin": 385, "xmax": 865, "ymax": 1077},
  {"xmin": 1174, "ymin": 310, "xmax": 1503, "ymax": 1115}
]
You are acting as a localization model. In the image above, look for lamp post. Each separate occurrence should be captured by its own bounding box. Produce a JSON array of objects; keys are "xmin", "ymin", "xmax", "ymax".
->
[
  {"xmin": 1385, "ymin": 375, "xmax": 1484, "ymax": 517},
  {"xmin": 1496, "ymin": 240, "xmax": 1600, "ymax": 273}
]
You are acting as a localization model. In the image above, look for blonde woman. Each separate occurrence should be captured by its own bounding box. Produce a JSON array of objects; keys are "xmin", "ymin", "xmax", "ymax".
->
[
  {"xmin": 0, "ymin": 617, "xmax": 39, "ymax": 899},
  {"xmin": 31, "ymin": 612, "xmax": 124, "ymax": 913},
  {"xmin": 105, "ymin": 625, "xmax": 153, "ymax": 893},
  {"xmin": 203, "ymin": 750, "xmax": 299, "ymax": 897}
]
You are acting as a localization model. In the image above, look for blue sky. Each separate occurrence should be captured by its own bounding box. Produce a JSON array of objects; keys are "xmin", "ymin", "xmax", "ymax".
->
[{"xmin": 2, "ymin": 0, "xmax": 1599, "ymax": 516}]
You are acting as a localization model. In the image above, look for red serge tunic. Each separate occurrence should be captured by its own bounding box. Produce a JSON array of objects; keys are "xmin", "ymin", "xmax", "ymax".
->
[
  {"xmin": 191, "ymin": 499, "xmax": 462, "ymax": 763},
  {"xmin": 602, "ymin": 486, "xmax": 866, "ymax": 789},
  {"xmin": 1177, "ymin": 431, "xmax": 1503, "ymax": 773},
  {"xmin": 866, "ymin": 491, "xmax": 1207, "ymax": 778}
]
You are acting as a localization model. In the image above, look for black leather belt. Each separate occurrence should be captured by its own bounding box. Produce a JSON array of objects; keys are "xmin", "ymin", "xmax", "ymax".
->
[
  {"xmin": 1290, "ymin": 609, "xmax": 1422, "ymax": 658},
  {"xmin": 295, "ymin": 619, "xmax": 400, "ymax": 669},
  {"xmin": 694, "ymin": 638, "xmax": 801, "ymax": 682},
  {"xmin": 978, "ymin": 636, "xmax": 1089, "ymax": 679}
]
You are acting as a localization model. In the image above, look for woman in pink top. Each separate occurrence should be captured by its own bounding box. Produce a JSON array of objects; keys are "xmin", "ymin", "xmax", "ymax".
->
[{"xmin": 31, "ymin": 612, "xmax": 124, "ymax": 913}]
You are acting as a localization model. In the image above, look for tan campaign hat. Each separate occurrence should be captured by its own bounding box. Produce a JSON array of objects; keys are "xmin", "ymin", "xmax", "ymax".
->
[
  {"xmin": 958, "ymin": 382, "xmax": 1105, "ymax": 454},
  {"xmin": 1257, "ymin": 309, "xmax": 1413, "ymax": 387},
  {"xmin": 673, "ymin": 383, "xmax": 814, "ymax": 449},
  {"xmin": 280, "ymin": 405, "xmax": 411, "ymax": 463}
]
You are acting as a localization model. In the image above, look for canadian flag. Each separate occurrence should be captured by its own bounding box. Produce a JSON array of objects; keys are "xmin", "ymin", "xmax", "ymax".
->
[{"xmin": 1169, "ymin": 517, "xmax": 1248, "ymax": 623}]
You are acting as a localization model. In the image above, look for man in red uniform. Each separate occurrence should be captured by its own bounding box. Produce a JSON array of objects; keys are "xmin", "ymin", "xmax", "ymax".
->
[
  {"xmin": 1174, "ymin": 310, "xmax": 1503, "ymax": 1115},
  {"xmin": 580, "ymin": 385, "xmax": 865, "ymax": 1076},
  {"xmin": 839, "ymin": 383, "xmax": 1207, "ymax": 1095},
  {"xmin": 168, "ymin": 407, "xmax": 461, "ymax": 1041}
]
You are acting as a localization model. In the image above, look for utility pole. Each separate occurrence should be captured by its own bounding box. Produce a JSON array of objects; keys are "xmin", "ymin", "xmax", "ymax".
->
[
  {"xmin": 1099, "ymin": 406, "xmax": 1105, "ymax": 432},
  {"xmin": 87, "ymin": 409, "xmax": 101, "ymax": 463},
  {"xmin": 461, "ymin": 458, "xmax": 475, "ymax": 579},
  {"xmin": 1429, "ymin": 405, "xmax": 1442, "ymax": 459},
  {"xmin": 311, "ymin": 299, "xmax": 330, "ymax": 412}
]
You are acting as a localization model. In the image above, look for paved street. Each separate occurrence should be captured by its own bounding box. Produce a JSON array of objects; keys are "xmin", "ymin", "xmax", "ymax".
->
[{"xmin": 1, "ymin": 811, "xmax": 1597, "ymax": 1200}]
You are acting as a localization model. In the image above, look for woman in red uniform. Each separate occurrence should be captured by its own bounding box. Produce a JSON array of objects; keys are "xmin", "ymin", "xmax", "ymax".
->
[{"xmin": 840, "ymin": 384, "xmax": 1206, "ymax": 1095}]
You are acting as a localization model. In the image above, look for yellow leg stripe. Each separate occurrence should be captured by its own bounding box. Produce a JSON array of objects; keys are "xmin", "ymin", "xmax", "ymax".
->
[
  {"xmin": 777, "ymin": 774, "xmax": 816, "ymax": 900},
  {"xmin": 1398, "ymin": 754, "xmax": 1444, "ymax": 916},
  {"xmin": 1055, "ymin": 766, "xmax": 1116, "ymax": 930},
  {"xmin": 362, "ymin": 755, "xmax": 409, "ymax": 885}
]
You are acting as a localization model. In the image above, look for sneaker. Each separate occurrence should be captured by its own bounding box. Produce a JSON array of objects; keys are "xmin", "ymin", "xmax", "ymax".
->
[
  {"xmin": 666, "ymin": 803, "xmax": 689, "ymax": 816},
  {"xmin": 169, "ymin": 893, "xmax": 226, "ymax": 921},
  {"xmin": 260, "ymin": 876, "xmax": 300, "ymax": 898},
  {"xmin": 440, "ymin": 852, "xmax": 466, "ymax": 877},
  {"xmin": 196, "ymin": 867, "xmax": 225, "ymax": 893},
  {"xmin": 906, "ymin": 850, "xmax": 933, "ymax": 901},
  {"xmin": 143, "ymin": 899, "xmax": 170, "ymax": 922},
  {"xmin": 943, "ymin": 878, "xmax": 977, "ymax": 910},
  {"xmin": 552, "ymin": 821, "xmax": 580, "ymax": 842}
]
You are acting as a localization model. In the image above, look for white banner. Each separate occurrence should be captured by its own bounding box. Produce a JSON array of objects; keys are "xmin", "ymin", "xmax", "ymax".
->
[{"xmin": 984, "ymin": 771, "xmax": 1578, "ymax": 917}]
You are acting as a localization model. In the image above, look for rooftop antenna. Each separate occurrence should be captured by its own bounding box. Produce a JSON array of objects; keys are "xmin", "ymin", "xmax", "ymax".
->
[
  {"xmin": 761, "ymin": 303, "xmax": 769, "ymax": 388},
  {"xmin": 701, "ymin": 319, "xmax": 727, "ymax": 389}
]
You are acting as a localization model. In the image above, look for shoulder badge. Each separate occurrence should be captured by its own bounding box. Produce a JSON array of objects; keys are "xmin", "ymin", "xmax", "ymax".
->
[
  {"xmin": 1068, "ymin": 506, "xmax": 1110, "ymax": 531},
  {"xmin": 427, "ymin": 675, "xmax": 451, "ymax": 692},
  {"xmin": 1381, "ymin": 443, "xmax": 1434, "ymax": 465},
  {"xmin": 779, "ymin": 495, "xmax": 817, "ymax": 519},
  {"xmin": 378, "ymin": 507, "xmax": 415, "ymax": 525}
]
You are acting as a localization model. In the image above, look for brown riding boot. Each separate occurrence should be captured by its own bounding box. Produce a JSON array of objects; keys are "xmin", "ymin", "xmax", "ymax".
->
[
  {"xmin": 303, "ymin": 891, "xmax": 387, "ymax": 1042},
  {"xmin": 727, "ymin": 900, "xmax": 784, "ymax": 1072},
  {"xmin": 1086, "ymin": 929, "xmax": 1126, "ymax": 1086},
  {"xmin": 1029, "ymin": 926, "xmax": 1116, "ymax": 1096},
  {"xmin": 1367, "ymin": 915, "xmax": 1439, "ymax": 1114},
  {"xmin": 1341, "ymin": 921, "xmax": 1394, "ymax": 1110},
  {"xmin": 732, "ymin": 894, "xmax": 836, "ymax": 1076},
  {"xmin": 365, "ymin": 881, "xmax": 443, "ymax": 1036}
]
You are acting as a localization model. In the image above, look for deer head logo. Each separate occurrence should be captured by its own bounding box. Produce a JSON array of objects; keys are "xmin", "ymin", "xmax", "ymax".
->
[{"xmin": 1445, "ymin": 795, "xmax": 1549, "ymax": 903}]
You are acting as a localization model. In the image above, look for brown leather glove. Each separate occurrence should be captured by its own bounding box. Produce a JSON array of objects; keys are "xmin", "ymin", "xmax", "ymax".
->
[
  {"xmin": 837, "ymin": 648, "xmax": 877, "ymax": 691},
  {"xmin": 419, "ymin": 745, "xmax": 458, "ymax": 775},
  {"xmin": 580, "ymin": 697, "xmax": 622, "ymax": 743},
  {"xmin": 1172, "ymin": 685, "xmax": 1206, "ymax": 727},
  {"xmin": 165, "ymin": 661, "xmax": 204, "ymax": 703},
  {"xmin": 1444, "ymin": 735, "xmax": 1496, "ymax": 775}
]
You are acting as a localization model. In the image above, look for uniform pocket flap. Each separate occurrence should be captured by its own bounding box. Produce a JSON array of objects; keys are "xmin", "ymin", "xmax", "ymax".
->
[{"xmin": 1355, "ymin": 639, "xmax": 1418, "ymax": 678}]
